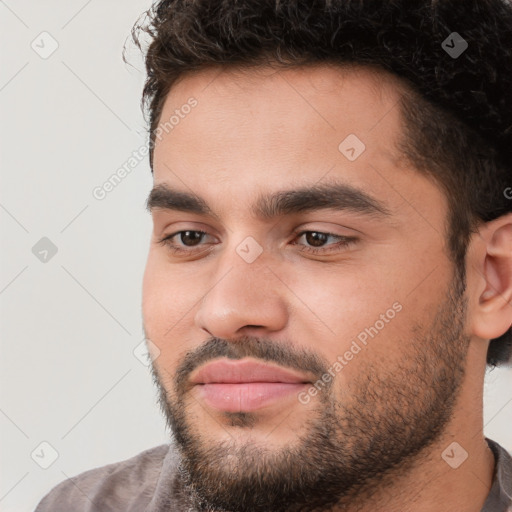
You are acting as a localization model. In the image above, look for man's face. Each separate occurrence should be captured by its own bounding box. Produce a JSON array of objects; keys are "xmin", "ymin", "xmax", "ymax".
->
[{"xmin": 142, "ymin": 65, "xmax": 471, "ymax": 511}]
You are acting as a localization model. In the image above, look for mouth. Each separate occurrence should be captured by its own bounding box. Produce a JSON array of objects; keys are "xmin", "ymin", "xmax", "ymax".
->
[{"xmin": 189, "ymin": 359, "xmax": 311, "ymax": 412}]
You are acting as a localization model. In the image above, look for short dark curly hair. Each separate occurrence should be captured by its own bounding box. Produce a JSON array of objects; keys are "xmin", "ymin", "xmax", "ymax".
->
[{"xmin": 131, "ymin": 0, "xmax": 512, "ymax": 366}]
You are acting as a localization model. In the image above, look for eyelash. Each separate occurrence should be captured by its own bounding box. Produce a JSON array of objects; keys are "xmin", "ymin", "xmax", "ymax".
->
[{"xmin": 157, "ymin": 229, "xmax": 358, "ymax": 256}]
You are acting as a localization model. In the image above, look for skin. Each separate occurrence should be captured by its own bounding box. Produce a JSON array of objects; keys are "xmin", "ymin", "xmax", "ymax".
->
[{"xmin": 142, "ymin": 64, "xmax": 512, "ymax": 511}]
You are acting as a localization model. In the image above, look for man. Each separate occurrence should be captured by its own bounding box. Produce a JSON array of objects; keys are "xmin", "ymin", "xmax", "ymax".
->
[{"xmin": 36, "ymin": 0, "xmax": 512, "ymax": 511}]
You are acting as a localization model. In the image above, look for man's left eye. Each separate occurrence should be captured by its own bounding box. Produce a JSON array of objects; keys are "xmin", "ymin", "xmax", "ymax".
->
[{"xmin": 292, "ymin": 231, "xmax": 358, "ymax": 255}]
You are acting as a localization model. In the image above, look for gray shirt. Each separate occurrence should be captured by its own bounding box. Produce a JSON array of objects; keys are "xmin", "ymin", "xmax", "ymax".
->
[{"xmin": 35, "ymin": 438, "xmax": 512, "ymax": 511}]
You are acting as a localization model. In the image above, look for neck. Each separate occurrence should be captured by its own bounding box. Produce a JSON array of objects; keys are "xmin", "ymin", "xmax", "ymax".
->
[
  {"xmin": 333, "ymin": 350, "xmax": 495, "ymax": 512},
  {"xmin": 335, "ymin": 431, "xmax": 495, "ymax": 512}
]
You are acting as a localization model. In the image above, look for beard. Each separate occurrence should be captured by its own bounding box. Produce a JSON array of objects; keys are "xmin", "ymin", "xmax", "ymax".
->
[{"xmin": 146, "ymin": 270, "xmax": 470, "ymax": 512}]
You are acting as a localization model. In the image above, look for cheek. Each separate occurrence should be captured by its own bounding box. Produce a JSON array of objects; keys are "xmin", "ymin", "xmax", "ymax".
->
[
  {"xmin": 142, "ymin": 252, "xmax": 186, "ymax": 342},
  {"xmin": 285, "ymin": 263, "xmax": 402, "ymax": 336},
  {"xmin": 142, "ymin": 263, "xmax": 183, "ymax": 376},
  {"xmin": 280, "ymin": 260, "xmax": 432, "ymax": 377},
  {"xmin": 142, "ymin": 253, "xmax": 164, "ymax": 333},
  {"xmin": 142, "ymin": 251, "xmax": 205, "ymax": 355}
]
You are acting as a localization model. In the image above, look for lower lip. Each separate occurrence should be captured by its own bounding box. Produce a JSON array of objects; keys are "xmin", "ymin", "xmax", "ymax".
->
[{"xmin": 195, "ymin": 382, "xmax": 307, "ymax": 412}]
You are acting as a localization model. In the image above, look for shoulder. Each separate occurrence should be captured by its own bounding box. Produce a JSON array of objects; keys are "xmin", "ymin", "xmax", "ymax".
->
[
  {"xmin": 34, "ymin": 443, "xmax": 171, "ymax": 512},
  {"xmin": 482, "ymin": 438, "xmax": 512, "ymax": 512}
]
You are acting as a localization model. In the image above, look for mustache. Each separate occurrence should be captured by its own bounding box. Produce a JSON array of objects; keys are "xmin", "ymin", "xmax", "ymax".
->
[{"xmin": 173, "ymin": 336, "xmax": 330, "ymax": 395}]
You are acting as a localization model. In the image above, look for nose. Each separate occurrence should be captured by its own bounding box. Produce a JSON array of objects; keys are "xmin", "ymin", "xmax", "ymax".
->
[{"xmin": 194, "ymin": 247, "xmax": 288, "ymax": 340}]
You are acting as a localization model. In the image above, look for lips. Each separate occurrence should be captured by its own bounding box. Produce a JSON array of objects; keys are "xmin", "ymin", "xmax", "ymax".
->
[
  {"xmin": 190, "ymin": 359, "xmax": 311, "ymax": 412},
  {"xmin": 190, "ymin": 359, "xmax": 311, "ymax": 385}
]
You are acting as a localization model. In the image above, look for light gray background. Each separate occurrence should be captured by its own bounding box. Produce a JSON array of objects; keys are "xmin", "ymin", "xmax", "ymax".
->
[{"xmin": 0, "ymin": 2, "xmax": 511, "ymax": 511}]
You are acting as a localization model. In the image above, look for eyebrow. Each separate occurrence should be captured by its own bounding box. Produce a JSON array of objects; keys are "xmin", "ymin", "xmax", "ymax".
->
[{"xmin": 146, "ymin": 181, "xmax": 392, "ymax": 221}]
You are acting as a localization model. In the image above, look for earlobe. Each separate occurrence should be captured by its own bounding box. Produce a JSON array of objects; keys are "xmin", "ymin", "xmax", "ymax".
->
[{"xmin": 472, "ymin": 215, "xmax": 512, "ymax": 340}]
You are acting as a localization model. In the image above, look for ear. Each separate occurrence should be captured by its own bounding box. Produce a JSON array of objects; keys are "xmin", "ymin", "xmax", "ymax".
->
[{"xmin": 468, "ymin": 213, "xmax": 512, "ymax": 341}]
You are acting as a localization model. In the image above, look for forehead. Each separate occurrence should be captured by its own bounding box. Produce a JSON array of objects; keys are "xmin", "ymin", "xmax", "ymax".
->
[
  {"xmin": 163, "ymin": 62, "xmax": 401, "ymax": 112},
  {"xmin": 153, "ymin": 63, "xmax": 406, "ymax": 177},
  {"xmin": 157, "ymin": 65, "xmax": 401, "ymax": 150},
  {"xmin": 151, "ymin": 63, "xmax": 446, "ymax": 227}
]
